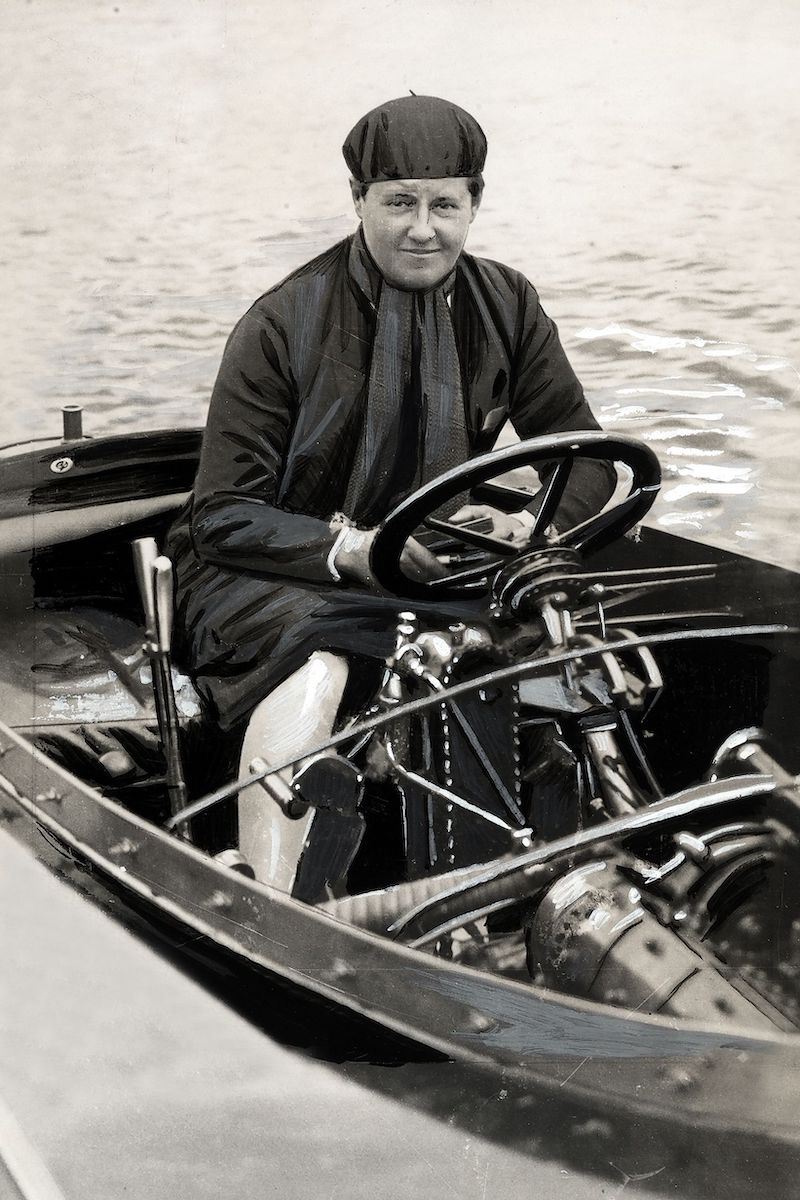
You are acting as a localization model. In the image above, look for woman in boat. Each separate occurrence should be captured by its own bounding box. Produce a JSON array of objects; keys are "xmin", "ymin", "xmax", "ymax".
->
[{"xmin": 167, "ymin": 95, "xmax": 614, "ymax": 889}]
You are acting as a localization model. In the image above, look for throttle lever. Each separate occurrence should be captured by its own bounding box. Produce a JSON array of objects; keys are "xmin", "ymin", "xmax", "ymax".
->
[{"xmin": 614, "ymin": 627, "xmax": 664, "ymax": 693}]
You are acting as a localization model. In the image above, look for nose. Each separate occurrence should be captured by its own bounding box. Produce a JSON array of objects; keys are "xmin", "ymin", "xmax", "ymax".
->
[{"xmin": 407, "ymin": 206, "xmax": 436, "ymax": 244}]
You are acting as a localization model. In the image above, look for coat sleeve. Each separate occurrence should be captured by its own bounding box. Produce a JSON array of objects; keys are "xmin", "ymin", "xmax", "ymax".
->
[
  {"xmin": 506, "ymin": 278, "xmax": 616, "ymax": 531},
  {"xmin": 189, "ymin": 302, "xmax": 339, "ymax": 583}
]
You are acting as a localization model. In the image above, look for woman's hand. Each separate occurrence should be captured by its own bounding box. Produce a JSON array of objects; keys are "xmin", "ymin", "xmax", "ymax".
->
[
  {"xmin": 335, "ymin": 528, "xmax": 447, "ymax": 588},
  {"xmin": 399, "ymin": 537, "xmax": 449, "ymax": 582},
  {"xmin": 448, "ymin": 503, "xmax": 534, "ymax": 548}
]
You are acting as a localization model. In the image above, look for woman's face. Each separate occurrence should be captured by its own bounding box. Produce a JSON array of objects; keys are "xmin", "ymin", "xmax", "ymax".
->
[{"xmin": 353, "ymin": 177, "xmax": 480, "ymax": 291}]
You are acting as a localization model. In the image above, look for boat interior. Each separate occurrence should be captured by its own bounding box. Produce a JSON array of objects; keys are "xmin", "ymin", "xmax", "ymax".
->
[{"xmin": 3, "ymin": 428, "xmax": 800, "ymax": 1038}]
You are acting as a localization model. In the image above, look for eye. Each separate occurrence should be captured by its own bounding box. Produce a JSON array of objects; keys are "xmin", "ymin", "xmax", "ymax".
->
[{"xmin": 434, "ymin": 199, "xmax": 458, "ymax": 211}]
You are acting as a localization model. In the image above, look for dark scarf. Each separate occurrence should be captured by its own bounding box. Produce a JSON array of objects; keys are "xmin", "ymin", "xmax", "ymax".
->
[{"xmin": 344, "ymin": 229, "xmax": 469, "ymax": 526}]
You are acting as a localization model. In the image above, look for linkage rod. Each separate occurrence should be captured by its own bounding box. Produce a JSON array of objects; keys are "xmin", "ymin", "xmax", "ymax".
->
[
  {"xmin": 164, "ymin": 622, "xmax": 793, "ymax": 831},
  {"xmin": 385, "ymin": 741, "xmax": 521, "ymax": 835},
  {"xmin": 394, "ymin": 774, "xmax": 779, "ymax": 946}
]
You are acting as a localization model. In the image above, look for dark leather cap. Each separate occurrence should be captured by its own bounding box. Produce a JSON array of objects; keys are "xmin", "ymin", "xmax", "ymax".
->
[{"xmin": 343, "ymin": 95, "xmax": 487, "ymax": 183}]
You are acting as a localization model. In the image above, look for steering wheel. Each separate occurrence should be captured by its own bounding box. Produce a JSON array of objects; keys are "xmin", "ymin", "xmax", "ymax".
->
[{"xmin": 371, "ymin": 431, "xmax": 661, "ymax": 600}]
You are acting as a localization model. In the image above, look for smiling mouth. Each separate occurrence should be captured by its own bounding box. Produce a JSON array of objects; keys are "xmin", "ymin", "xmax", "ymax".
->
[{"xmin": 404, "ymin": 249, "xmax": 440, "ymax": 256}]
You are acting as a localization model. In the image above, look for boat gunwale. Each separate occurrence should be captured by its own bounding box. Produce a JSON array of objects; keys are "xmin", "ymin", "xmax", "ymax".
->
[
  {"xmin": 2, "ymin": 427, "xmax": 800, "ymax": 1140},
  {"xmin": 4, "ymin": 714, "xmax": 800, "ymax": 1146}
]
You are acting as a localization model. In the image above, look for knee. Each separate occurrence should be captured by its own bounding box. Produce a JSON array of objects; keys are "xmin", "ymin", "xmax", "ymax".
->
[
  {"xmin": 242, "ymin": 652, "xmax": 349, "ymax": 762},
  {"xmin": 308, "ymin": 650, "xmax": 349, "ymax": 692}
]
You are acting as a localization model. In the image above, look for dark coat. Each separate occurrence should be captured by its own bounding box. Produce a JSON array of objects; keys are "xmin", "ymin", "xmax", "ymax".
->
[{"xmin": 167, "ymin": 233, "xmax": 612, "ymax": 729}]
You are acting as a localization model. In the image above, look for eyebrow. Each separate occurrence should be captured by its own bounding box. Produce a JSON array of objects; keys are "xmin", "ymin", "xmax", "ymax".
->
[{"xmin": 384, "ymin": 189, "xmax": 463, "ymax": 202}]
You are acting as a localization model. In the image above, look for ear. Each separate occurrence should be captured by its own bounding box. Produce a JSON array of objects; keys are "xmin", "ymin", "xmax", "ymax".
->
[{"xmin": 350, "ymin": 177, "xmax": 366, "ymax": 218}]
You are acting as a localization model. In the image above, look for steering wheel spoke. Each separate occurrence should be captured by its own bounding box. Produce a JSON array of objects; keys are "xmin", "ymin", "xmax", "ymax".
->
[
  {"xmin": 532, "ymin": 456, "xmax": 574, "ymax": 537},
  {"xmin": 425, "ymin": 558, "xmax": 506, "ymax": 591},
  {"xmin": 470, "ymin": 480, "xmax": 538, "ymax": 513},
  {"xmin": 552, "ymin": 482, "xmax": 661, "ymax": 555},
  {"xmin": 424, "ymin": 516, "xmax": 519, "ymax": 557}
]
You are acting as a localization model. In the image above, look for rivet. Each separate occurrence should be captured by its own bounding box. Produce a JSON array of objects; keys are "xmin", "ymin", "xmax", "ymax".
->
[
  {"xmin": 205, "ymin": 890, "xmax": 233, "ymax": 911},
  {"xmin": 571, "ymin": 1117, "xmax": 613, "ymax": 1140},
  {"xmin": 464, "ymin": 1011, "xmax": 494, "ymax": 1034},
  {"xmin": 666, "ymin": 1067, "xmax": 698, "ymax": 1094},
  {"xmin": 108, "ymin": 837, "xmax": 139, "ymax": 858},
  {"xmin": 35, "ymin": 788, "xmax": 63, "ymax": 805},
  {"xmin": 327, "ymin": 957, "xmax": 355, "ymax": 983}
]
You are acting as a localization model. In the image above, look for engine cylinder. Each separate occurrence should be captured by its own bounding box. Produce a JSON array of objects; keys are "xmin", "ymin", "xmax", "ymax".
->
[{"xmin": 526, "ymin": 860, "xmax": 777, "ymax": 1030}]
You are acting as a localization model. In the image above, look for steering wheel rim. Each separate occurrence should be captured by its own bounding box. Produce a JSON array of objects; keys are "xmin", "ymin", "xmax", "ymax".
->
[{"xmin": 370, "ymin": 431, "xmax": 661, "ymax": 600}]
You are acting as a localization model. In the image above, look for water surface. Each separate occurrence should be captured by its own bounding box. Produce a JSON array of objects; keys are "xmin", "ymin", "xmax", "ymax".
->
[{"xmin": 3, "ymin": 0, "xmax": 798, "ymax": 565}]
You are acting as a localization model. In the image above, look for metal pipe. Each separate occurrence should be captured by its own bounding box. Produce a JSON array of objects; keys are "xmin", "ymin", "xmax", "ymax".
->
[
  {"xmin": 152, "ymin": 557, "xmax": 189, "ymax": 827},
  {"xmin": 384, "ymin": 740, "xmax": 523, "ymax": 836},
  {"xmin": 132, "ymin": 539, "xmax": 189, "ymax": 835},
  {"xmin": 61, "ymin": 404, "xmax": 83, "ymax": 441},
  {"xmin": 575, "ymin": 563, "xmax": 719, "ymax": 580}
]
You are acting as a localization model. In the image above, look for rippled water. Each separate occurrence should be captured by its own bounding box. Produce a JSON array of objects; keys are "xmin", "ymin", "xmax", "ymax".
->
[
  {"xmin": 3, "ymin": 0, "xmax": 799, "ymax": 567},
  {"xmin": 2, "ymin": 3, "xmax": 799, "ymax": 1196}
]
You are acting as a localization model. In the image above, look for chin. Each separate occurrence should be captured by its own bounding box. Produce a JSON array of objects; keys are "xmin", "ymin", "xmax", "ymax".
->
[{"xmin": 385, "ymin": 258, "xmax": 454, "ymax": 292}]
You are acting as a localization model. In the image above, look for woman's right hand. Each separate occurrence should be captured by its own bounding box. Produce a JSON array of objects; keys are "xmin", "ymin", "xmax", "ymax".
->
[{"xmin": 335, "ymin": 528, "xmax": 446, "ymax": 588}]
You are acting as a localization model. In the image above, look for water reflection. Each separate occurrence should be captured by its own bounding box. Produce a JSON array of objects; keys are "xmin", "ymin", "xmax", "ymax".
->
[{"xmin": 569, "ymin": 320, "xmax": 797, "ymax": 566}]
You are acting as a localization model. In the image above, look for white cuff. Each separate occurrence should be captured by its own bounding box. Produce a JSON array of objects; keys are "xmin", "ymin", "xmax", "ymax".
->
[{"xmin": 326, "ymin": 525, "xmax": 351, "ymax": 582}]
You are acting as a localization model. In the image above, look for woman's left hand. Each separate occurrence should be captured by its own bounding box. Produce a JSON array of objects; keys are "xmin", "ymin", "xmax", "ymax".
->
[{"xmin": 448, "ymin": 503, "xmax": 534, "ymax": 548}]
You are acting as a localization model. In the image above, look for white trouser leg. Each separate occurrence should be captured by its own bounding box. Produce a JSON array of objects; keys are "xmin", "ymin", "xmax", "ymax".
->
[{"xmin": 237, "ymin": 651, "xmax": 349, "ymax": 889}]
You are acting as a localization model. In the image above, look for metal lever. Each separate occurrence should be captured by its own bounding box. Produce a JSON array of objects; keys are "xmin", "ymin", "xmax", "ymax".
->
[
  {"xmin": 132, "ymin": 537, "xmax": 159, "ymax": 646},
  {"xmin": 153, "ymin": 556, "xmax": 174, "ymax": 653},
  {"xmin": 614, "ymin": 626, "xmax": 664, "ymax": 693},
  {"xmin": 152, "ymin": 556, "xmax": 189, "ymax": 826},
  {"xmin": 132, "ymin": 539, "xmax": 189, "ymax": 835}
]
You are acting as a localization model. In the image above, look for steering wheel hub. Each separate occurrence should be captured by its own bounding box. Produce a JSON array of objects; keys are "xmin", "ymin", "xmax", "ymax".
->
[{"xmin": 491, "ymin": 545, "xmax": 585, "ymax": 618}]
